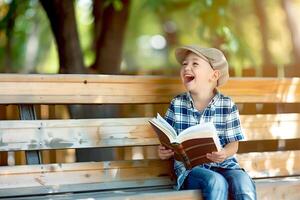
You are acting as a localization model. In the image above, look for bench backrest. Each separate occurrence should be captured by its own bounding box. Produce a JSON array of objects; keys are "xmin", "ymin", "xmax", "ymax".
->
[{"xmin": 0, "ymin": 74, "xmax": 300, "ymax": 197}]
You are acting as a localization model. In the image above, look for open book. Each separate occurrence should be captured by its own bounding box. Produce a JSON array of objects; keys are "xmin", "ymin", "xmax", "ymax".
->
[{"xmin": 149, "ymin": 114, "xmax": 222, "ymax": 169}]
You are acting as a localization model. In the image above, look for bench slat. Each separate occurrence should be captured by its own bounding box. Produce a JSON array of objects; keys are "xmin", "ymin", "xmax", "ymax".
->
[
  {"xmin": 1, "ymin": 187, "xmax": 202, "ymax": 199},
  {"xmin": 0, "ymin": 118, "xmax": 157, "ymax": 151},
  {"xmin": 0, "ymin": 178, "xmax": 174, "ymax": 198},
  {"xmin": 1, "ymin": 114, "xmax": 300, "ymax": 151},
  {"xmin": 0, "ymin": 159, "xmax": 171, "ymax": 175},
  {"xmin": 0, "ymin": 75, "xmax": 300, "ymax": 104},
  {"xmin": 1, "ymin": 151, "xmax": 300, "ymax": 190},
  {"xmin": 255, "ymin": 177, "xmax": 300, "ymax": 200},
  {"xmin": 238, "ymin": 151, "xmax": 300, "ymax": 177},
  {"xmin": 238, "ymin": 139, "xmax": 300, "ymax": 153},
  {"xmin": 0, "ymin": 160, "xmax": 173, "ymax": 197},
  {"xmin": 2, "ymin": 151, "xmax": 299, "ymax": 178}
]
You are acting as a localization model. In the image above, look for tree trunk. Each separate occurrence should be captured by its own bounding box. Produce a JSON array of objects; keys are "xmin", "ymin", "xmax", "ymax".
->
[
  {"xmin": 91, "ymin": 0, "xmax": 131, "ymax": 74},
  {"xmin": 39, "ymin": 0, "xmax": 86, "ymax": 73},
  {"xmin": 3, "ymin": 20, "xmax": 13, "ymax": 73}
]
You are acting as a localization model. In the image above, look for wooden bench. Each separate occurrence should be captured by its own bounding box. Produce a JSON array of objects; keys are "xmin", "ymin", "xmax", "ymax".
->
[{"xmin": 0, "ymin": 74, "xmax": 300, "ymax": 199}]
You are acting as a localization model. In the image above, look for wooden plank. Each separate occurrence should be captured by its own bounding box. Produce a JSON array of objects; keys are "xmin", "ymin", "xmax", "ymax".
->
[
  {"xmin": 0, "ymin": 74, "xmax": 300, "ymax": 104},
  {"xmin": 0, "ymin": 178, "xmax": 173, "ymax": 198},
  {"xmin": 1, "ymin": 151, "xmax": 300, "ymax": 185},
  {"xmin": 0, "ymin": 152, "xmax": 7, "ymax": 166},
  {"xmin": 6, "ymin": 105, "xmax": 18, "ymax": 120},
  {"xmin": 222, "ymin": 78, "xmax": 300, "ymax": 103},
  {"xmin": 0, "ymin": 105, "xmax": 6, "ymax": 120},
  {"xmin": 0, "ymin": 160, "xmax": 173, "ymax": 197},
  {"xmin": 17, "ymin": 189, "xmax": 201, "ymax": 200},
  {"xmin": 242, "ymin": 68, "xmax": 256, "ymax": 77},
  {"xmin": 0, "ymin": 118, "xmax": 158, "ymax": 151},
  {"xmin": 0, "ymin": 159, "xmax": 171, "ymax": 175},
  {"xmin": 1, "ymin": 113, "xmax": 300, "ymax": 151},
  {"xmin": 255, "ymin": 177, "xmax": 300, "ymax": 200},
  {"xmin": 0, "ymin": 74, "xmax": 180, "ymax": 83},
  {"xmin": 238, "ymin": 139, "xmax": 300, "ymax": 153},
  {"xmin": 0, "ymin": 74, "xmax": 183, "ymax": 104},
  {"xmin": 240, "ymin": 113, "xmax": 300, "ymax": 140},
  {"xmin": 237, "ymin": 151, "xmax": 300, "ymax": 178}
]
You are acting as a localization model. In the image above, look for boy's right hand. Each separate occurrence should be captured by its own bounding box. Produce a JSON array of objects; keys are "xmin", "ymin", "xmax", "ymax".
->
[{"xmin": 158, "ymin": 145, "xmax": 174, "ymax": 160}]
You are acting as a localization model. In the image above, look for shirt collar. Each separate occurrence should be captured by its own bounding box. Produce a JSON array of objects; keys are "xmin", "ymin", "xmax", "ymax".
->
[{"xmin": 186, "ymin": 89, "xmax": 220, "ymax": 110}]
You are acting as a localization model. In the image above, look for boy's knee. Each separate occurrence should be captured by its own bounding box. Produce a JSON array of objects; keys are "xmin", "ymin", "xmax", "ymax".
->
[
  {"xmin": 229, "ymin": 172, "xmax": 256, "ymax": 199},
  {"xmin": 231, "ymin": 183, "xmax": 256, "ymax": 200},
  {"xmin": 206, "ymin": 173, "xmax": 228, "ymax": 191}
]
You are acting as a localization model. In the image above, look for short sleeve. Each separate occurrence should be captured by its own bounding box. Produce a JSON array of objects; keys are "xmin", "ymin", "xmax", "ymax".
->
[{"xmin": 224, "ymin": 102, "xmax": 244, "ymax": 144}]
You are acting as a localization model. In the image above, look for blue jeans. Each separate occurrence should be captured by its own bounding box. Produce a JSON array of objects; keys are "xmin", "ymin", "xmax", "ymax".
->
[{"xmin": 184, "ymin": 166, "xmax": 256, "ymax": 200}]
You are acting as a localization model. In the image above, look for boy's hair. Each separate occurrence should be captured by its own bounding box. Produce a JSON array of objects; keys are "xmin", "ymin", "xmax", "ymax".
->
[{"xmin": 175, "ymin": 45, "xmax": 229, "ymax": 87}]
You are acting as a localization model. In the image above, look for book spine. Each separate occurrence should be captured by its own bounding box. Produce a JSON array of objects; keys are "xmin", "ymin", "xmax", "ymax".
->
[{"xmin": 173, "ymin": 143, "xmax": 192, "ymax": 169}]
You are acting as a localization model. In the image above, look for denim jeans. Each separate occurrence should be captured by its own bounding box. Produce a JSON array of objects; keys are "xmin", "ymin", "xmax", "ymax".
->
[{"xmin": 184, "ymin": 166, "xmax": 257, "ymax": 200}]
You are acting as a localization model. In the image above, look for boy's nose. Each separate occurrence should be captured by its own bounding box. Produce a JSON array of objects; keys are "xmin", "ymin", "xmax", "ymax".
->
[{"xmin": 183, "ymin": 63, "xmax": 192, "ymax": 70}]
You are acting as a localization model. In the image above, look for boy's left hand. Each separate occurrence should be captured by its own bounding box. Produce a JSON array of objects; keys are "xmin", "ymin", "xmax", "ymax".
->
[{"xmin": 206, "ymin": 149, "xmax": 227, "ymax": 163}]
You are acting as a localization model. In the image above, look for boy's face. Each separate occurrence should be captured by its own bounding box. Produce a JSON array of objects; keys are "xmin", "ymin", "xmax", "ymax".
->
[{"xmin": 180, "ymin": 52, "xmax": 219, "ymax": 92}]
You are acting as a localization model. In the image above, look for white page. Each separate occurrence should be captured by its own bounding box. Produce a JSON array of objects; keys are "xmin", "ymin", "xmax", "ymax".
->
[
  {"xmin": 150, "ymin": 117, "xmax": 177, "ymax": 141},
  {"xmin": 156, "ymin": 113, "xmax": 177, "ymax": 137},
  {"xmin": 177, "ymin": 122, "xmax": 221, "ymax": 150}
]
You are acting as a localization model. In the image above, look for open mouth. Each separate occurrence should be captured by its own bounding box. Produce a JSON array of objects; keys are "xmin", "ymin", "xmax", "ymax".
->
[{"xmin": 184, "ymin": 74, "xmax": 195, "ymax": 84}]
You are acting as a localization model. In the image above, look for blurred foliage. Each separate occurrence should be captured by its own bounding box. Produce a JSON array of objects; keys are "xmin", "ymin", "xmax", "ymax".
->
[
  {"xmin": 0, "ymin": 0, "xmax": 298, "ymax": 75},
  {"xmin": 124, "ymin": 0, "xmax": 254, "ymax": 73},
  {"xmin": 0, "ymin": 0, "xmax": 54, "ymax": 72},
  {"xmin": 75, "ymin": 0, "xmax": 94, "ymax": 68}
]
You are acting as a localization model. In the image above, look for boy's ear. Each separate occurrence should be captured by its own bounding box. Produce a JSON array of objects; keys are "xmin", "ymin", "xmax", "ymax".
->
[{"xmin": 211, "ymin": 70, "xmax": 221, "ymax": 82}]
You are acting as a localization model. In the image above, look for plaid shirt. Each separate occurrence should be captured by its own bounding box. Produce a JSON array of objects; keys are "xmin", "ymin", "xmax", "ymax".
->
[{"xmin": 164, "ymin": 91, "xmax": 244, "ymax": 190}]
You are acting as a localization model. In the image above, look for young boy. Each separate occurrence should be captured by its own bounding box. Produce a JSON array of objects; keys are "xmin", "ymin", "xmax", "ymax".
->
[{"xmin": 158, "ymin": 45, "xmax": 257, "ymax": 200}]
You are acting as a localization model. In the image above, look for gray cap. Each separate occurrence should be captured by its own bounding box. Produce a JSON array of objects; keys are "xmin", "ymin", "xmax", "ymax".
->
[{"xmin": 175, "ymin": 45, "xmax": 229, "ymax": 87}]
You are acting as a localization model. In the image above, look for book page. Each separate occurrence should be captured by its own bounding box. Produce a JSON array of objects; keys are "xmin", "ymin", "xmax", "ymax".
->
[
  {"xmin": 177, "ymin": 122, "xmax": 222, "ymax": 151},
  {"xmin": 149, "ymin": 116, "xmax": 177, "ymax": 142},
  {"xmin": 156, "ymin": 113, "xmax": 177, "ymax": 137}
]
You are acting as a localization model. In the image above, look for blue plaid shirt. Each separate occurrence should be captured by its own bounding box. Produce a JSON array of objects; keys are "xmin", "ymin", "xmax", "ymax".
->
[{"xmin": 164, "ymin": 91, "xmax": 244, "ymax": 190}]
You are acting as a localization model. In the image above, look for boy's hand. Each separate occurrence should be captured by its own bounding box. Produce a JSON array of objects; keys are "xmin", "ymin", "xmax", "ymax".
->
[
  {"xmin": 206, "ymin": 149, "xmax": 227, "ymax": 163},
  {"xmin": 206, "ymin": 141, "xmax": 238, "ymax": 163},
  {"xmin": 158, "ymin": 145, "xmax": 174, "ymax": 160}
]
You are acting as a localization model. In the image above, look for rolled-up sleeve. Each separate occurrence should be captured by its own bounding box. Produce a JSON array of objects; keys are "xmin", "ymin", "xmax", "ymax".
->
[{"xmin": 224, "ymin": 103, "xmax": 244, "ymax": 143}]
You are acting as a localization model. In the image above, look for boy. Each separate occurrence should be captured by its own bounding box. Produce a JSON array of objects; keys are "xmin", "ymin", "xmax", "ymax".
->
[{"xmin": 158, "ymin": 45, "xmax": 257, "ymax": 200}]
